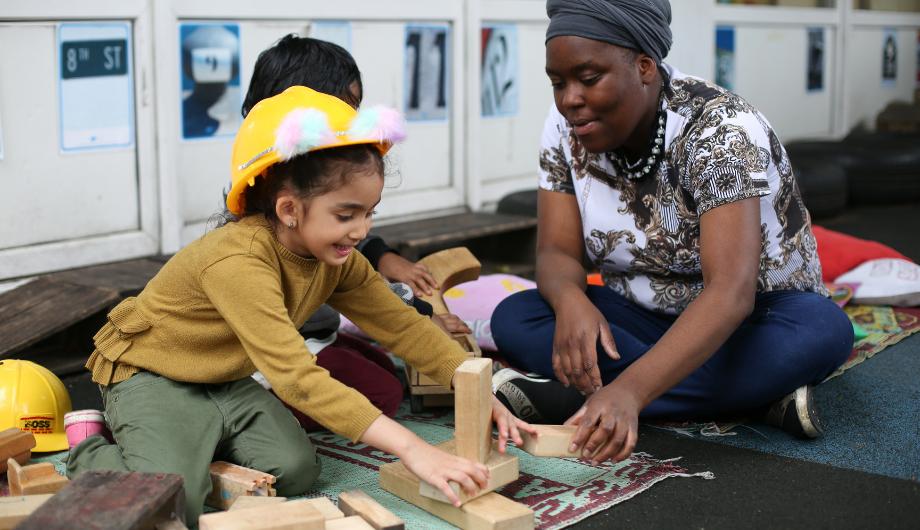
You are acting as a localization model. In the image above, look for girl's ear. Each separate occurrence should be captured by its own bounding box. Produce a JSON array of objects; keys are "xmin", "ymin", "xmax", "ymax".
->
[{"xmin": 274, "ymin": 189, "xmax": 300, "ymax": 226}]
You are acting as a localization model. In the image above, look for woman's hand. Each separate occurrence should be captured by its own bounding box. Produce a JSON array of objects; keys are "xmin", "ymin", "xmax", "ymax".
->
[
  {"xmin": 432, "ymin": 313, "xmax": 472, "ymax": 335},
  {"xmin": 491, "ymin": 395, "xmax": 538, "ymax": 453},
  {"xmin": 377, "ymin": 253, "xmax": 439, "ymax": 296},
  {"xmin": 403, "ymin": 440, "xmax": 490, "ymax": 507},
  {"xmin": 564, "ymin": 383, "xmax": 640, "ymax": 464},
  {"xmin": 552, "ymin": 296, "xmax": 619, "ymax": 394}
]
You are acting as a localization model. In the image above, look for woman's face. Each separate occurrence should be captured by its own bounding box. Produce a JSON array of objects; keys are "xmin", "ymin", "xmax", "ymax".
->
[{"xmin": 545, "ymin": 36, "xmax": 653, "ymax": 154}]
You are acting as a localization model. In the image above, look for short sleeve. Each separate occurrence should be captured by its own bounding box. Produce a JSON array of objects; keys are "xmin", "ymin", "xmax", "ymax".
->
[
  {"xmin": 682, "ymin": 106, "xmax": 772, "ymax": 214},
  {"xmin": 538, "ymin": 104, "xmax": 575, "ymax": 195}
]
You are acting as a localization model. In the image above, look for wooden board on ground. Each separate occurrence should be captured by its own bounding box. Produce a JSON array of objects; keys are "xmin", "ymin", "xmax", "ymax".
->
[
  {"xmin": 228, "ymin": 496, "xmax": 287, "ymax": 511},
  {"xmin": 327, "ymin": 515, "xmax": 375, "ymax": 530},
  {"xmin": 0, "ymin": 494, "xmax": 53, "ymax": 530},
  {"xmin": 15, "ymin": 470, "xmax": 185, "ymax": 530},
  {"xmin": 205, "ymin": 461, "xmax": 276, "ymax": 510},
  {"xmin": 380, "ymin": 459, "xmax": 533, "ymax": 530},
  {"xmin": 52, "ymin": 258, "xmax": 165, "ymax": 297},
  {"xmin": 418, "ymin": 440, "xmax": 519, "ymax": 505},
  {"xmin": 0, "ymin": 277, "xmax": 120, "ymax": 356},
  {"xmin": 199, "ymin": 499, "xmax": 324, "ymax": 530},
  {"xmin": 337, "ymin": 490, "xmax": 405, "ymax": 530},
  {"xmin": 7, "ymin": 459, "xmax": 68, "ymax": 496},
  {"xmin": 0, "ymin": 428, "xmax": 35, "ymax": 473},
  {"xmin": 518, "ymin": 425, "xmax": 579, "ymax": 458}
]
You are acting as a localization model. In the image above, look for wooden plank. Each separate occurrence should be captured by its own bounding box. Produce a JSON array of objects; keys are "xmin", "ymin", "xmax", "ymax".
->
[
  {"xmin": 0, "ymin": 277, "xmax": 120, "ymax": 355},
  {"xmin": 326, "ymin": 516, "xmax": 375, "ymax": 530},
  {"xmin": 205, "ymin": 462, "xmax": 277, "ymax": 510},
  {"xmin": 198, "ymin": 499, "xmax": 324, "ymax": 530},
  {"xmin": 518, "ymin": 425, "xmax": 579, "ymax": 458},
  {"xmin": 230, "ymin": 496, "xmax": 340, "ymax": 519},
  {"xmin": 0, "ymin": 495, "xmax": 53, "ymax": 530},
  {"xmin": 228, "ymin": 496, "xmax": 288, "ymax": 511},
  {"xmin": 372, "ymin": 213, "xmax": 537, "ymax": 252},
  {"xmin": 337, "ymin": 490, "xmax": 404, "ymax": 530},
  {"xmin": 0, "ymin": 428, "xmax": 35, "ymax": 473},
  {"xmin": 380, "ymin": 460, "xmax": 533, "ymax": 530},
  {"xmin": 16, "ymin": 470, "xmax": 185, "ymax": 530},
  {"xmin": 454, "ymin": 358, "xmax": 493, "ymax": 464},
  {"xmin": 7, "ymin": 459, "xmax": 69, "ymax": 496},
  {"xmin": 419, "ymin": 440, "xmax": 519, "ymax": 506},
  {"xmin": 52, "ymin": 258, "xmax": 164, "ymax": 296}
]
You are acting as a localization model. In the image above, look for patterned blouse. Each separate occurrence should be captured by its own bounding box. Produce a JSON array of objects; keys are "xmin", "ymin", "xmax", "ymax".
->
[{"xmin": 538, "ymin": 65, "xmax": 827, "ymax": 315}]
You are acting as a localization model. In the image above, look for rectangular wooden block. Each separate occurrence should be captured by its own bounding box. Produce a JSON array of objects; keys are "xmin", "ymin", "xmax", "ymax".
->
[
  {"xmin": 15, "ymin": 470, "xmax": 185, "ymax": 530},
  {"xmin": 454, "ymin": 358, "xmax": 493, "ymax": 464},
  {"xmin": 326, "ymin": 516, "xmax": 375, "ymax": 530},
  {"xmin": 418, "ymin": 440, "xmax": 519, "ymax": 505},
  {"xmin": 7, "ymin": 459, "xmax": 69, "ymax": 496},
  {"xmin": 0, "ymin": 495, "xmax": 53, "ymax": 530},
  {"xmin": 0, "ymin": 428, "xmax": 35, "ymax": 473},
  {"xmin": 205, "ymin": 461, "xmax": 276, "ymax": 510},
  {"xmin": 338, "ymin": 490, "xmax": 404, "ymax": 530},
  {"xmin": 518, "ymin": 425, "xmax": 579, "ymax": 458},
  {"xmin": 228, "ymin": 496, "xmax": 288, "ymax": 511},
  {"xmin": 380, "ymin": 460, "xmax": 533, "ymax": 530},
  {"xmin": 199, "ymin": 499, "xmax": 324, "ymax": 530}
]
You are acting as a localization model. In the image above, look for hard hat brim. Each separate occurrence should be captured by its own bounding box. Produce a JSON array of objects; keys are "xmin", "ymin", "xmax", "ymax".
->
[{"xmin": 33, "ymin": 432, "xmax": 68, "ymax": 453}]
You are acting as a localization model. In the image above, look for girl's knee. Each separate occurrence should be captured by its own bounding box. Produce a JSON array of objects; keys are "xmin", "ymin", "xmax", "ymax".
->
[{"xmin": 272, "ymin": 446, "xmax": 322, "ymax": 496}]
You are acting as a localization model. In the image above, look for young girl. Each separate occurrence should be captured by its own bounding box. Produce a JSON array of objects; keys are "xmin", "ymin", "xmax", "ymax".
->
[{"xmin": 67, "ymin": 86, "xmax": 532, "ymax": 523}]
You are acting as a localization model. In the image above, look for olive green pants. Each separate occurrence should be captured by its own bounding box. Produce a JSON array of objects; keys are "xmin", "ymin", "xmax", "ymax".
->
[{"xmin": 66, "ymin": 372, "xmax": 321, "ymax": 525}]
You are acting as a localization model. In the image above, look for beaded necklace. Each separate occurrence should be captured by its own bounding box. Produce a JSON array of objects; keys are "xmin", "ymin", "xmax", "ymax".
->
[{"xmin": 608, "ymin": 91, "xmax": 667, "ymax": 180}]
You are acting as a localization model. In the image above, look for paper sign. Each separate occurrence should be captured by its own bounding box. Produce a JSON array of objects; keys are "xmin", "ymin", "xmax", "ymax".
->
[
  {"xmin": 310, "ymin": 21, "xmax": 352, "ymax": 52},
  {"xmin": 58, "ymin": 23, "xmax": 134, "ymax": 152},
  {"xmin": 715, "ymin": 26, "xmax": 735, "ymax": 92},
  {"xmin": 882, "ymin": 28, "xmax": 897, "ymax": 85},
  {"xmin": 404, "ymin": 24, "xmax": 450, "ymax": 122},
  {"xmin": 481, "ymin": 24, "xmax": 519, "ymax": 117},
  {"xmin": 807, "ymin": 27, "xmax": 825, "ymax": 92},
  {"xmin": 179, "ymin": 23, "xmax": 241, "ymax": 140}
]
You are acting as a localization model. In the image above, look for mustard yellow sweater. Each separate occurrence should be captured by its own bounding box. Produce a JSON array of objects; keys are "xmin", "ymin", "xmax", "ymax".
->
[{"xmin": 86, "ymin": 215, "xmax": 467, "ymax": 441}]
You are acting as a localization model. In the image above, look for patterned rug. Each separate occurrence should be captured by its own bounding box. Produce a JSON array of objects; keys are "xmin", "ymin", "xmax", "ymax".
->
[{"xmin": 16, "ymin": 402, "xmax": 713, "ymax": 529}]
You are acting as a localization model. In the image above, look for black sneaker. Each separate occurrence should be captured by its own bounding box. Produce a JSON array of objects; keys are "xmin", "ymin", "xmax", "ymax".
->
[
  {"xmin": 492, "ymin": 368, "xmax": 586, "ymax": 424},
  {"xmin": 764, "ymin": 385, "xmax": 824, "ymax": 439}
]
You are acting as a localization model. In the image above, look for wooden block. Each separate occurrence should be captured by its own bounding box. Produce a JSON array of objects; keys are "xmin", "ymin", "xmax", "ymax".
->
[
  {"xmin": 15, "ymin": 470, "xmax": 185, "ymax": 530},
  {"xmin": 518, "ymin": 425, "xmax": 579, "ymax": 458},
  {"xmin": 326, "ymin": 516, "xmax": 374, "ymax": 530},
  {"xmin": 454, "ymin": 358, "xmax": 493, "ymax": 464},
  {"xmin": 419, "ymin": 440, "xmax": 519, "ymax": 505},
  {"xmin": 302, "ymin": 497, "xmax": 344, "ymax": 520},
  {"xmin": 415, "ymin": 247, "xmax": 482, "ymax": 316},
  {"xmin": 199, "ymin": 499, "xmax": 324, "ymax": 530},
  {"xmin": 380, "ymin": 460, "xmax": 533, "ymax": 530},
  {"xmin": 337, "ymin": 490, "xmax": 404, "ymax": 530},
  {"xmin": 7, "ymin": 459, "xmax": 69, "ymax": 496},
  {"xmin": 0, "ymin": 428, "xmax": 35, "ymax": 473},
  {"xmin": 228, "ymin": 496, "xmax": 288, "ymax": 511},
  {"xmin": 205, "ymin": 461, "xmax": 276, "ymax": 510},
  {"xmin": 0, "ymin": 495, "xmax": 53, "ymax": 530}
]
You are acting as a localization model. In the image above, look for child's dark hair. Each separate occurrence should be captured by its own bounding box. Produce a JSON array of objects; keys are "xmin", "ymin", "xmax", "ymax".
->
[
  {"xmin": 226, "ymin": 144, "xmax": 383, "ymax": 227},
  {"xmin": 242, "ymin": 34, "xmax": 363, "ymax": 116}
]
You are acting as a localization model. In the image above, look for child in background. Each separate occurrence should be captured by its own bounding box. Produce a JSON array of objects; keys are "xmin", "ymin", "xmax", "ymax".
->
[
  {"xmin": 67, "ymin": 87, "xmax": 533, "ymax": 523},
  {"xmin": 242, "ymin": 35, "xmax": 469, "ymax": 430}
]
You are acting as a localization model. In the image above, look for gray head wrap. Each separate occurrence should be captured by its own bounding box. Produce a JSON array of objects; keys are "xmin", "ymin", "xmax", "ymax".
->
[{"xmin": 546, "ymin": 0, "xmax": 672, "ymax": 64}]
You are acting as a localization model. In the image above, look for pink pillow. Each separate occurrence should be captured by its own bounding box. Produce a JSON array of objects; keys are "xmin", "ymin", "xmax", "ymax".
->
[{"xmin": 812, "ymin": 226, "xmax": 911, "ymax": 282}]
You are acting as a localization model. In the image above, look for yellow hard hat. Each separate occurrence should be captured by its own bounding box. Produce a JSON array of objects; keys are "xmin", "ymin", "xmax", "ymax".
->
[
  {"xmin": 227, "ymin": 85, "xmax": 407, "ymax": 216},
  {"xmin": 0, "ymin": 360, "xmax": 72, "ymax": 452}
]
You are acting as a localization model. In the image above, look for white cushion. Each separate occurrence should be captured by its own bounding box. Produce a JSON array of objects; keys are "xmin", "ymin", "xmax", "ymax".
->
[{"xmin": 835, "ymin": 258, "xmax": 920, "ymax": 307}]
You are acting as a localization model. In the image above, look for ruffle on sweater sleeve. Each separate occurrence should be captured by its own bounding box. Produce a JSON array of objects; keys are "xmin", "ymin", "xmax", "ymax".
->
[{"xmin": 85, "ymin": 298, "xmax": 151, "ymax": 385}]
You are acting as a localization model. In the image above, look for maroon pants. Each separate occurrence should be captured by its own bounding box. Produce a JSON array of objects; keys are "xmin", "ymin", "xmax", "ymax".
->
[{"xmin": 277, "ymin": 333, "xmax": 403, "ymax": 432}]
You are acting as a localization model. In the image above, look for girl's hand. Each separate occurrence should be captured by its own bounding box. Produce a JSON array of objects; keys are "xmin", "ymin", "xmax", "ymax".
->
[
  {"xmin": 564, "ymin": 383, "xmax": 640, "ymax": 464},
  {"xmin": 404, "ymin": 441, "xmax": 490, "ymax": 507},
  {"xmin": 377, "ymin": 253, "xmax": 439, "ymax": 296},
  {"xmin": 492, "ymin": 395, "xmax": 538, "ymax": 453},
  {"xmin": 552, "ymin": 296, "xmax": 619, "ymax": 395},
  {"xmin": 432, "ymin": 313, "xmax": 472, "ymax": 335}
]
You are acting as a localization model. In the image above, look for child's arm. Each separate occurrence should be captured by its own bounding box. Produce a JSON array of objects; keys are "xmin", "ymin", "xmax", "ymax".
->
[{"xmin": 360, "ymin": 415, "xmax": 489, "ymax": 508}]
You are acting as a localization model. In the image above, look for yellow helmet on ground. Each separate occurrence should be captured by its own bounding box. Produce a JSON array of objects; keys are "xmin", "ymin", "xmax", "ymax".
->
[
  {"xmin": 226, "ymin": 85, "xmax": 407, "ymax": 216},
  {"xmin": 0, "ymin": 360, "xmax": 72, "ymax": 452}
]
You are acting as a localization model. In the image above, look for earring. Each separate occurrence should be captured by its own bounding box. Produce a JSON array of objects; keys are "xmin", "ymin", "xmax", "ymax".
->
[{"xmin": 288, "ymin": 220, "xmax": 296, "ymax": 229}]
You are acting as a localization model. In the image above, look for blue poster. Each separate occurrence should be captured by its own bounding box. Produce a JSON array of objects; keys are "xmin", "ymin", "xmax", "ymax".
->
[
  {"xmin": 481, "ymin": 24, "xmax": 519, "ymax": 117},
  {"xmin": 715, "ymin": 26, "xmax": 735, "ymax": 92},
  {"xmin": 58, "ymin": 23, "xmax": 134, "ymax": 152},
  {"xmin": 404, "ymin": 24, "xmax": 450, "ymax": 122},
  {"xmin": 311, "ymin": 21, "xmax": 352, "ymax": 52},
  {"xmin": 807, "ymin": 27, "xmax": 825, "ymax": 92},
  {"xmin": 179, "ymin": 22, "xmax": 241, "ymax": 140}
]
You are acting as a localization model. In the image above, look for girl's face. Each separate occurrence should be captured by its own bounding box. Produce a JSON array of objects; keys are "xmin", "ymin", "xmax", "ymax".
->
[{"xmin": 276, "ymin": 164, "xmax": 383, "ymax": 265}]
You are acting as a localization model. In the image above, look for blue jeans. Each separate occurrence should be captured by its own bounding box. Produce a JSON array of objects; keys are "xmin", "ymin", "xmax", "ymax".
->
[{"xmin": 491, "ymin": 287, "xmax": 853, "ymax": 419}]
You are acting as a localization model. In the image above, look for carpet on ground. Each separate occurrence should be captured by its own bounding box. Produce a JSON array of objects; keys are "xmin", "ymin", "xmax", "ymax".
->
[{"xmin": 6, "ymin": 402, "xmax": 713, "ymax": 529}]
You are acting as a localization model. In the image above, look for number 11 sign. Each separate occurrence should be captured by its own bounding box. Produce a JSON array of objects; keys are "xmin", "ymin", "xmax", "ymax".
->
[{"xmin": 58, "ymin": 23, "xmax": 134, "ymax": 152}]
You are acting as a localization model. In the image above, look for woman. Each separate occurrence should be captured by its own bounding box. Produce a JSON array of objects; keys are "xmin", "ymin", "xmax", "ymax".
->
[{"xmin": 491, "ymin": 0, "xmax": 853, "ymax": 465}]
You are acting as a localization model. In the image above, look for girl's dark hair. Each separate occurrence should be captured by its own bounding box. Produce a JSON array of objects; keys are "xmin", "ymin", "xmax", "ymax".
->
[
  {"xmin": 217, "ymin": 145, "xmax": 384, "ymax": 228},
  {"xmin": 242, "ymin": 34, "xmax": 363, "ymax": 116}
]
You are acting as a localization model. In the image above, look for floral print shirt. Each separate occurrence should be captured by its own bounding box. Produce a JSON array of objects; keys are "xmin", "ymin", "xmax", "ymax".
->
[{"xmin": 538, "ymin": 65, "xmax": 827, "ymax": 315}]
